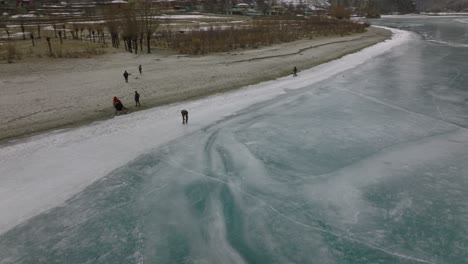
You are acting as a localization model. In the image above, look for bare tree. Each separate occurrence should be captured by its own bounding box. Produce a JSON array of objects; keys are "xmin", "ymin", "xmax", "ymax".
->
[
  {"xmin": 63, "ymin": 24, "xmax": 67, "ymax": 39},
  {"xmin": 20, "ymin": 21, "xmax": 26, "ymax": 40},
  {"xmin": 70, "ymin": 24, "xmax": 79, "ymax": 39},
  {"xmin": 104, "ymin": 9, "xmax": 121, "ymax": 48},
  {"xmin": 53, "ymin": 23, "xmax": 57, "ymax": 38},
  {"xmin": 46, "ymin": 36, "xmax": 52, "ymax": 56},
  {"xmin": 37, "ymin": 24, "xmax": 41, "ymax": 39},
  {"xmin": 139, "ymin": 0, "xmax": 160, "ymax": 54},
  {"xmin": 120, "ymin": 3, "xmax": 140, "ymax": 54},
  {"xmin": 30, "ymin": 33, "xmax": 35, "ymax": 46}
]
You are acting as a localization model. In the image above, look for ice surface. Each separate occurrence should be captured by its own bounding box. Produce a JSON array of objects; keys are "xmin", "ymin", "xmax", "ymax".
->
[
  {"xmin": 0, "ymin": 27, "xmax": 410, "ymax": 236},
  {"xmin": 1, "ymin": 19, "xmax": 468, "ymax": 263}
]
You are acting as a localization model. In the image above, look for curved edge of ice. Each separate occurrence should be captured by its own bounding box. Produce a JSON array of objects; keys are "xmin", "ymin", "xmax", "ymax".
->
[{"xmin": 0, "ymin": 26, "xmax": 412, "ymax": 234}]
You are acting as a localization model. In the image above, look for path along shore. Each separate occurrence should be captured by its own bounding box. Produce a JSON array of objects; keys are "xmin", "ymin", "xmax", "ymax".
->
[{"xmin": 0, "ymin": 27, "xmax": 391, "ymax": 143}]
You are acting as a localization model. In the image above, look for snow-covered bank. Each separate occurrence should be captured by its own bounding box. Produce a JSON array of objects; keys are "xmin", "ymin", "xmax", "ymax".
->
[
  {"xmin": 0, "ymin": 28, "xmax": 389, "ymax": 142},
  {"xmin": 0, "ymin": 27, "xmax": 411, "ymax": 235}
]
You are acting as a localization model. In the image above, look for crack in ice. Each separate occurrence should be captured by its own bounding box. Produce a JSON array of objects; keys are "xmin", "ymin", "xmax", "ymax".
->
[{"xmin": 159, "ymin": 158, "xmax": 437, "ymax": 264}]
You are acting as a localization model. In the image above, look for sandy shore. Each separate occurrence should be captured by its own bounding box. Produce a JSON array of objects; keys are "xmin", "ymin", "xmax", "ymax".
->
[{"xmin": 0, "ymin": 27, "xmax": 391, "ymax": 142}]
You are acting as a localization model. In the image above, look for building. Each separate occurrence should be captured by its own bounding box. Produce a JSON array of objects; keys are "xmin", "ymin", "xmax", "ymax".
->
[
  {"xmin": 16, "ymin": 0, "xmax": 32, "ymax": 7},
  {"xmin": 226, "ymin": 3, "xmax": 261, "ymax": 15},
  {"xmin": 266, "ymin": 4, "xmax": 286, "ymax": 15}
]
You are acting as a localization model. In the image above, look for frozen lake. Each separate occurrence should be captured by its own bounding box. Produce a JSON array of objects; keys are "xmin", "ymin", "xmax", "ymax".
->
[{"xmin": 0, "ymin": 17, "xmax": 467, "ymax": 263}]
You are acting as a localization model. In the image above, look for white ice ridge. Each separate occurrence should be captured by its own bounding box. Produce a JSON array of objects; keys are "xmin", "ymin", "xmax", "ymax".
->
[
  {"xmin": 455, "ymin": 18, "xmax": 468, "ymax": 24},
  {"xmin": 426, "ymin": 39, "xmax": 468, "ymax": 48},
  {"xmin": 0, "ymin": 26, "xmax": 412, "ymax": 235}
]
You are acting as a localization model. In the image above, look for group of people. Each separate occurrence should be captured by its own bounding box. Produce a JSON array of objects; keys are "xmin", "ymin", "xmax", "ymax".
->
[
  {"xmin": 125, "ymin": 65, "xmax": 298, "ymax": 82},
  {"xmin": 113, "ymin": 93, "xmax": 188, "ymax": 124},
  {"xmin": 113, "ymin": 91, "xmax": 140, "ymax": 114},
  {"xmin": 117, "ymin": 65, "xmax": 143, "ymax": 113},
  {"xmin": 123, "ymin": 65, "xmax": 142, "ymax": 83},
  {"xmin": 116, "ymin": 64, "xmax": 298, "ymax": 122}
]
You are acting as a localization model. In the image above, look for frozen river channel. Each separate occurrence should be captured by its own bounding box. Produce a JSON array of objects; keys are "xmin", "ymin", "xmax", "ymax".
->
[{"xmin": 0, "ymin": 17, "xmax": 467, "ymax": 263}]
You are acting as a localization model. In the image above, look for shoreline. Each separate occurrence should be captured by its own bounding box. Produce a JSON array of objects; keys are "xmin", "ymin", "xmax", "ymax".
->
[
  {"xmin": 0, "ymin": 27, "xmax": 391, "ymax": 144},
  {"xmin": 0, "ymin": 27, "xmax": 409, "ymax": 235}
]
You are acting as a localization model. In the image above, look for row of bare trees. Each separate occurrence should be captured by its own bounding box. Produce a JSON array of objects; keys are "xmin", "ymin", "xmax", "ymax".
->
[
  {"xmin": 2, "ymin": 0, "xmax": 160, "ymax": 54},
  {"xmin": 158, "ymin": 16, "xmax": 368, "ymax": 55},
  {"xmin": 104, "ymin": 0, "xmax": 159, "ymax": 54},
  {"xmin": 3, "ymin": 2, "xmax": 369, "ymax": 60}
]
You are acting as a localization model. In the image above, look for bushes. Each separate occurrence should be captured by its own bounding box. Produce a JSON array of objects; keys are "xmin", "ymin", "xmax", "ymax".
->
[
  {"xmin": 3, "ymin": 44, "xmax": 22, "ymax": 63},
  {"xmin": 0, "ymin": 39, "xmax": 107, "ymax": 62},
  {"xmin": 330, "ymin": 5, "xmax": 352, "ymax": 19},
  {"xmin": 0, "ymin": 16, "xmax": 366, "ymax": 61},
  {"xmin": 49, "ymin": 45, "xmax": 106, "ymax": 58},
  {"xmin": 157, "ymin": 16, "xmax": 367, "ymax": 55}
]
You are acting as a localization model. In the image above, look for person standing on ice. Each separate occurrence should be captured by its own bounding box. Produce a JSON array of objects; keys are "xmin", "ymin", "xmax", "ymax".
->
[
  {"xmin": 134, "ymin": 91, "xmax": 141, "ymax": 107},
  {"xmin": 181, "ymin": 110, "xmax": 188, "ymax": 124},
  {"xmin": 123, "ymin": 70, "xmax": 130, "ymax": 83},
  {"xmin": 138, "ymin": 65, "xmax": 142, "ymax": 75},
  {"xmin": 293, "ymin": 66, "xmax": 298, "ymax": 77}
]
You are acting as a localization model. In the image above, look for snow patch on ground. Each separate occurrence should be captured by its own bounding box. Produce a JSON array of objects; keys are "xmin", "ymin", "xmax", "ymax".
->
[{"xmin": 156, "ymin": 15, "xmax": 227, "ymax": 19}]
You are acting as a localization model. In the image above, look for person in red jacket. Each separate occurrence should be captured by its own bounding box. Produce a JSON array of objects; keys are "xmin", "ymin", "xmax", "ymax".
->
[{"xmin": 113, "ymin": 96, "xmax": 127, "ymax": 112}]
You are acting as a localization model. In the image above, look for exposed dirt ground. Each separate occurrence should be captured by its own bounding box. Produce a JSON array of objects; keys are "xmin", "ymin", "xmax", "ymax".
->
[{"xmin": 0, "ymin": 27, "xmax": 391, "ymax": 142}]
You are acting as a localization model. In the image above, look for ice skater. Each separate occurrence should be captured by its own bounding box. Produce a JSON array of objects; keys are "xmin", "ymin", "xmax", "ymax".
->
[
  {"xmin": 292, "ymin": 66, "xmax": 298, "ymax": 77},
  {"xmin": 138, "ymin": 65, "xmax": 142, "ymax": 75},
  {"xmin": 134, "ymin": 91, "xmax": 140, "ymax": 107},
  {"xmin": 123, "ymin": 70, "xmax": 130, "ymax": 83},
  {"xmin": 181, "ymin": 109, "xmax": 188, "ymax": 124}
]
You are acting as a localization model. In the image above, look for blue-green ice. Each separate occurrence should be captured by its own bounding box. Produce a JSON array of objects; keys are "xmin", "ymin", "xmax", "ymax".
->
[{"xmin": 0, "ymin": 16, "xmax": 467, "ymax": 264}]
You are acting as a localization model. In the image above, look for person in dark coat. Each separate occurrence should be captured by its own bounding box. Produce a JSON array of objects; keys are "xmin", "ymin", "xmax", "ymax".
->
[
  {"xmin": 134, "ymin": 91, "xmax": 140, "ymax": 107},
  {"xmin": 138, "ymin": 65, "xmax": 142, "ymax": 75},
  {"xmin": 123, "ymin": 70, "xmax": 129, "ymax": 83},
  {"xmin": 293, "ymin": 66, "xmax": 298, "ymax": 77},
  {"xmin": 181, "ymin": 110, "xmax": 188, "ymax": 124}
]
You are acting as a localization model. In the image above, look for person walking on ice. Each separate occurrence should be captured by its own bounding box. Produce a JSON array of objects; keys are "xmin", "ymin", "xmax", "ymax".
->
[
  {"xmin": 134, "ymin": 91, "xmax": 141, "ymax": 107},
  {"xmin": 181, "ymin": 110, "xmax": 188, "ymax": 124},
  {"xmin": 138, "ymin": 65, "xmax": 142, "ymax": 75},
  {"xmin": 123, "ymin": 70, "xmax": 130, "ymax": 83},
  {"xmin": 293, "ymin": 66, "xmax": 298, "ymax": 77}
]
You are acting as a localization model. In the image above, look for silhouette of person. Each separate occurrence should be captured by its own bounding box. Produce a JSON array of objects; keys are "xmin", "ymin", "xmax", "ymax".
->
[
  {"xmin": 138, "ymin": 65, "xmax": 142, "ymax": 75},
  {"xmin": 134, "ymin": 91, "xmax": 140, "ymax": 107},
  {"xmin": 123, "ymin": 70, "xmax": 129, "ymax": 83},
  {"xmin": 293, "ymin": 66, "xmax": 298, "ymax": 77},
  {"xmin": 181, "ymin": 110, "xmax": 188, "ymax": 124}
]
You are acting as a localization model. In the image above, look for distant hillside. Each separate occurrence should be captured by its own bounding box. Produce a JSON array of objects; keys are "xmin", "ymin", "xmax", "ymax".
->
[
  {"xmin": 414, "ymin": 0, "xmax": 468, "ymax": 12},
  {"xmin": 302, "ymin": 0, "xmax": 468, "ymax": 13}
]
